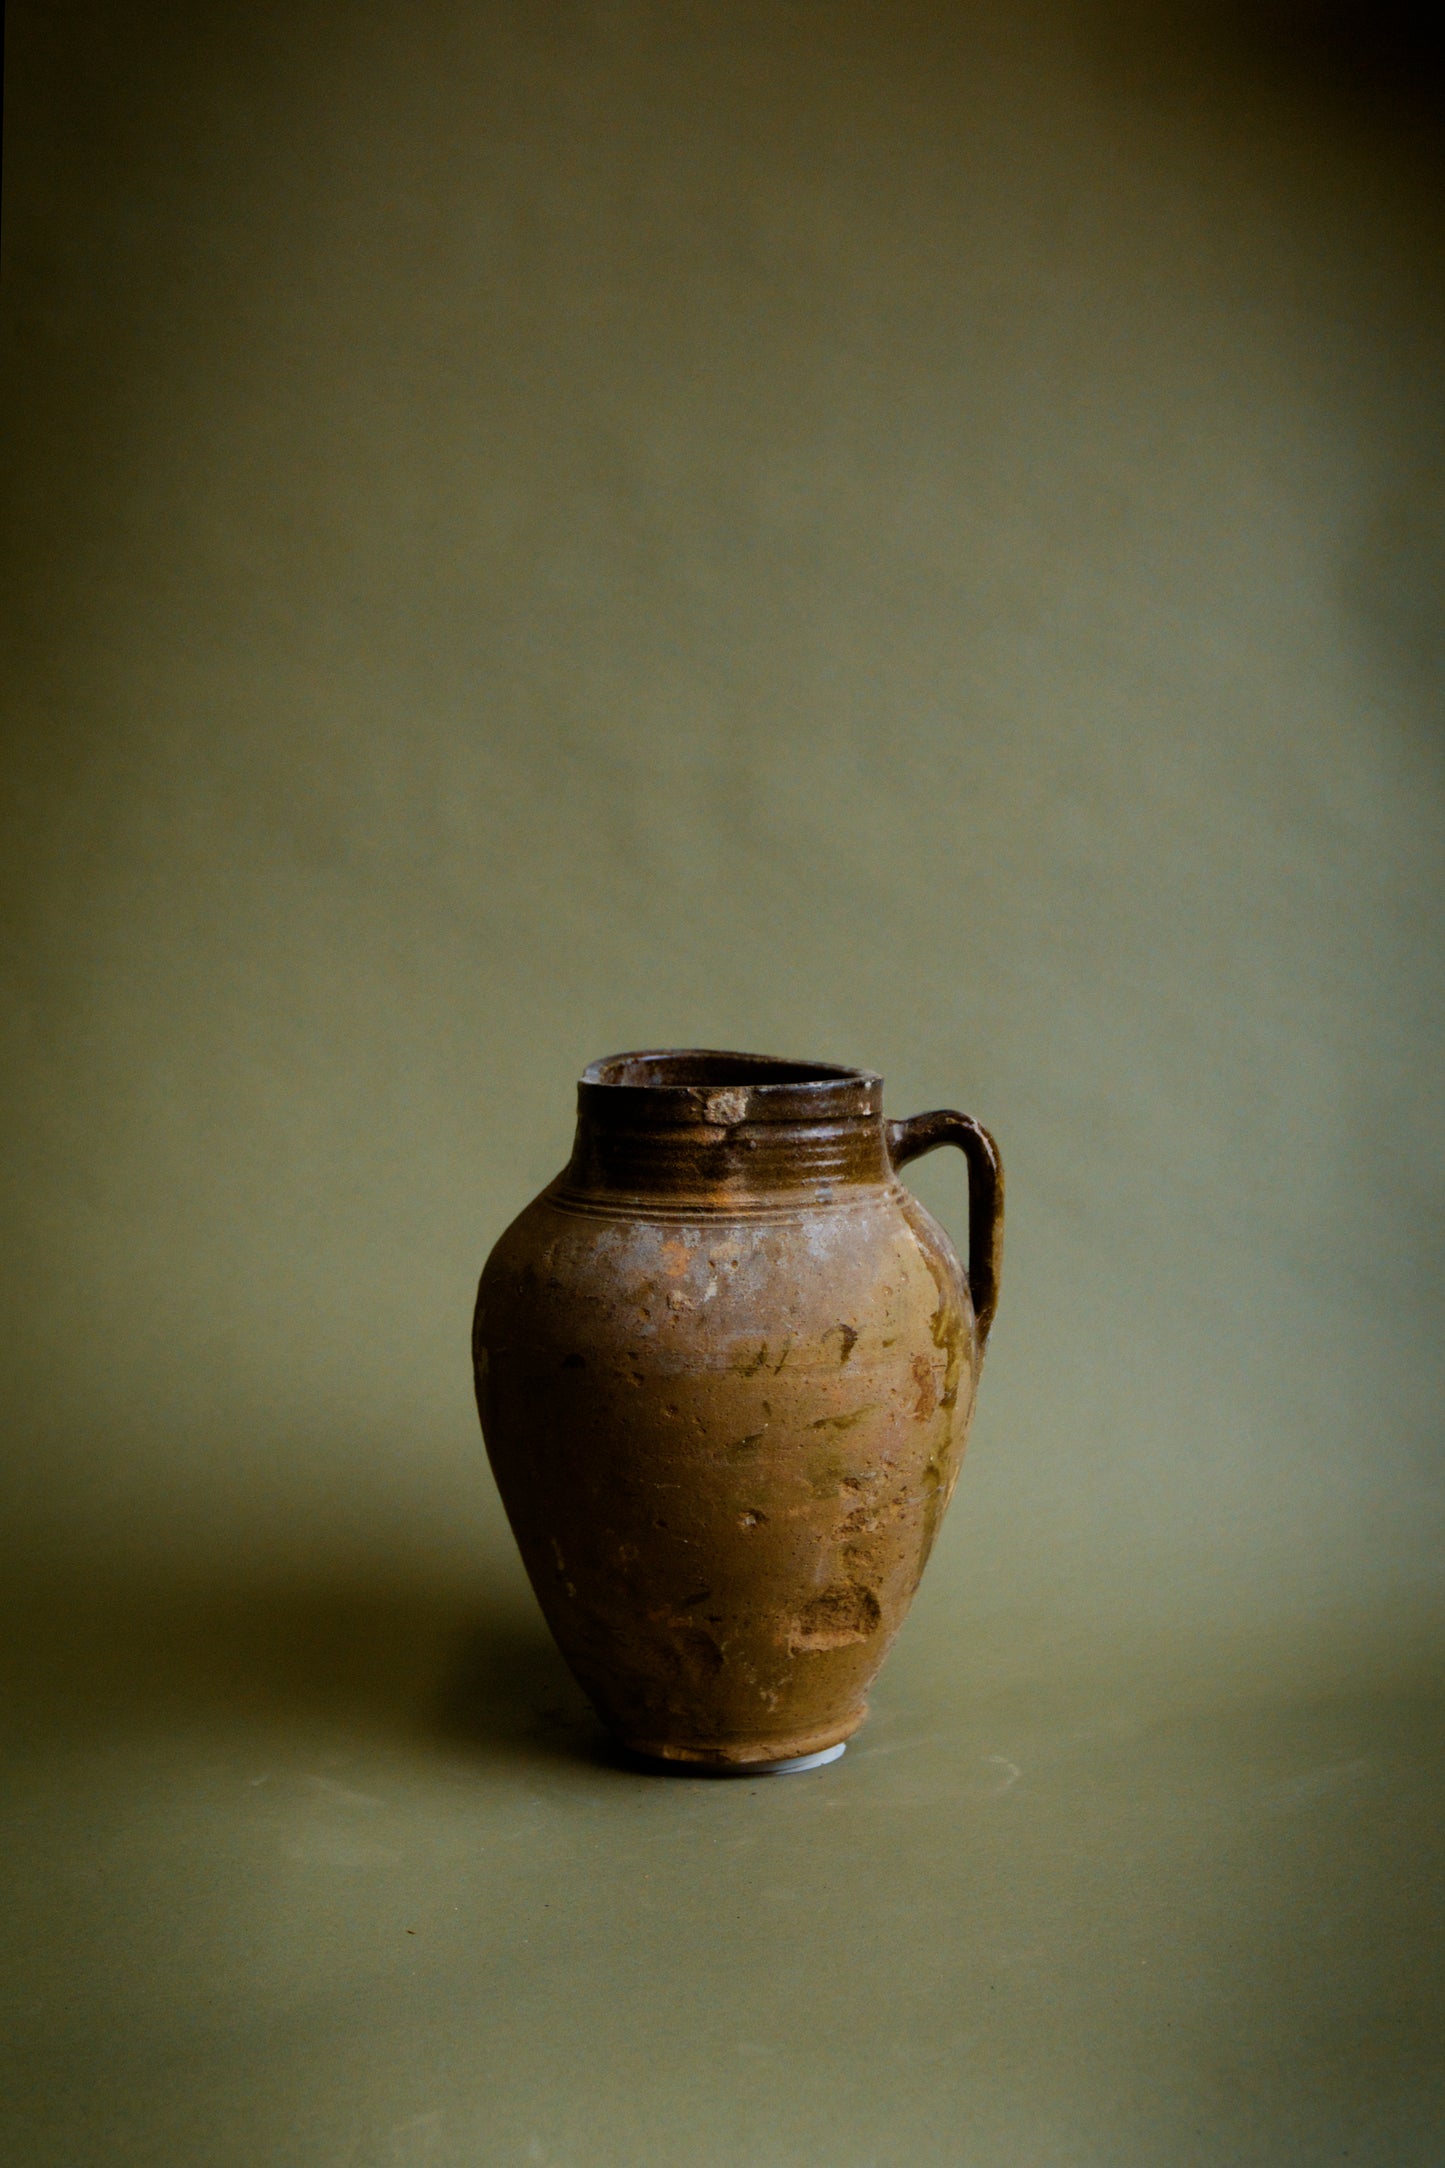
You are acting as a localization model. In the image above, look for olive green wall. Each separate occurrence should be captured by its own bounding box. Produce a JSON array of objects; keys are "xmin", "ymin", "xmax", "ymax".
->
[{"xmin": 3, "ymin": 0, "xmax": 1442, "ymax": 1679}]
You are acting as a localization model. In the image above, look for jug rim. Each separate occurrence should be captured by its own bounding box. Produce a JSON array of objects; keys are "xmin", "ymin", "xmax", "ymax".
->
[
  {"xmin": 582, "ymin": 1048, "xmax": 880, "ymax": 1090},
  {"xmin": 579, "ymin": 1049, "xmax": 884, "ymax": 1124}
]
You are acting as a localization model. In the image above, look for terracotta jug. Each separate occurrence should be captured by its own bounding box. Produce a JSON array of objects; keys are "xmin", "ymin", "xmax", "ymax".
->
[{"xmin": 472, "ymin": 1050, "xmax": 1003, "ymax": 1771}]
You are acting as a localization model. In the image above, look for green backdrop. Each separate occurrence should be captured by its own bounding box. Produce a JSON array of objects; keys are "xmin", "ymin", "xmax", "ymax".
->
[{"xmin": 2, "ymin": 5, "xmax": 1441, "ymax": 2163}]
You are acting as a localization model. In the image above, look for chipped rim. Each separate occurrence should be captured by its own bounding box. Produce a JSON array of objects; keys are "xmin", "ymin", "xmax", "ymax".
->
[{"xmin": 580, "ymin": 1048, "xmax": 883, "ymax": 1123}]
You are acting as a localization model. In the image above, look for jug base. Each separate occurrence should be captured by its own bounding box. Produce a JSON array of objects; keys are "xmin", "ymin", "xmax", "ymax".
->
[{"xmin": 624, "ymin": 1741, "xmax": 846, "ymax": 1778}]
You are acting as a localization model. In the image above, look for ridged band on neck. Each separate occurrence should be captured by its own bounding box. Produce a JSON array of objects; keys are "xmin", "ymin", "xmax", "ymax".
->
[{"xmin": 560, "ymin": 1048, "xmax": 892, "ymax": 1204}]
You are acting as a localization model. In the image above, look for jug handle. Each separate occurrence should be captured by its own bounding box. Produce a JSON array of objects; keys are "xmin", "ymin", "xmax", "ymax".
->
[{"xmin": 885, "ymin": 1111, "xmax": 1004, "ymax": 1353}]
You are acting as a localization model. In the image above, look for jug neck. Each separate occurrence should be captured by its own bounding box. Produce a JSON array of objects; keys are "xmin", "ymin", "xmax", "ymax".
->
[{"xmin": 557, "ymin": 1049, "xmax": 892, "ymax": 1210}]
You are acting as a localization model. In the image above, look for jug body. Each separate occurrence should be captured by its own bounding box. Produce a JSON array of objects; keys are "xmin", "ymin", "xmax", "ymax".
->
[{"xmin": 472, "ymin": 1051, "xmax": 1002, "ymax": 1767}]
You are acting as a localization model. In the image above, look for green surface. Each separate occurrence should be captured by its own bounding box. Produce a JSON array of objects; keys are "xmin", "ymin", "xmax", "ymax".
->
[
  {"xmin": 2, "ymin": 1, "xmax": 1442, "ymax": 2160},
  {"xmin": 4, "ymin": 1573, "xmax": 1443, "ymax": 2165}
]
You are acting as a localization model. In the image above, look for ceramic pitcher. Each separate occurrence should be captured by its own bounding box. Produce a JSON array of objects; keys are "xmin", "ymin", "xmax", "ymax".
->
[{"xmin": 472, "ymin": 1050, "xmax": 1002, "ymax": 1771}]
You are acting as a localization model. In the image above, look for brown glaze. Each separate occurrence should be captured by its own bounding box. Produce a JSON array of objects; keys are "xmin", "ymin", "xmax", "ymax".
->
[{"xmin": 472, "ymin": 1051, "xmax": 1003, "ymax": 1767}]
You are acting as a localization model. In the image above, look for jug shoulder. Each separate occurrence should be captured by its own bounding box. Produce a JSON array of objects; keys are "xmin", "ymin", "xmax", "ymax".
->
[{"xmin": 474, "ymin": 1179, "xmax": 975, "ymax": 1380}]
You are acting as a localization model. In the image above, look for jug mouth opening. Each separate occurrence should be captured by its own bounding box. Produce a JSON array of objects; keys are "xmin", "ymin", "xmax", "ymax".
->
[{"xmin": 583, "ymin": 1049, "xmax": 875, "ymax": 1093}]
